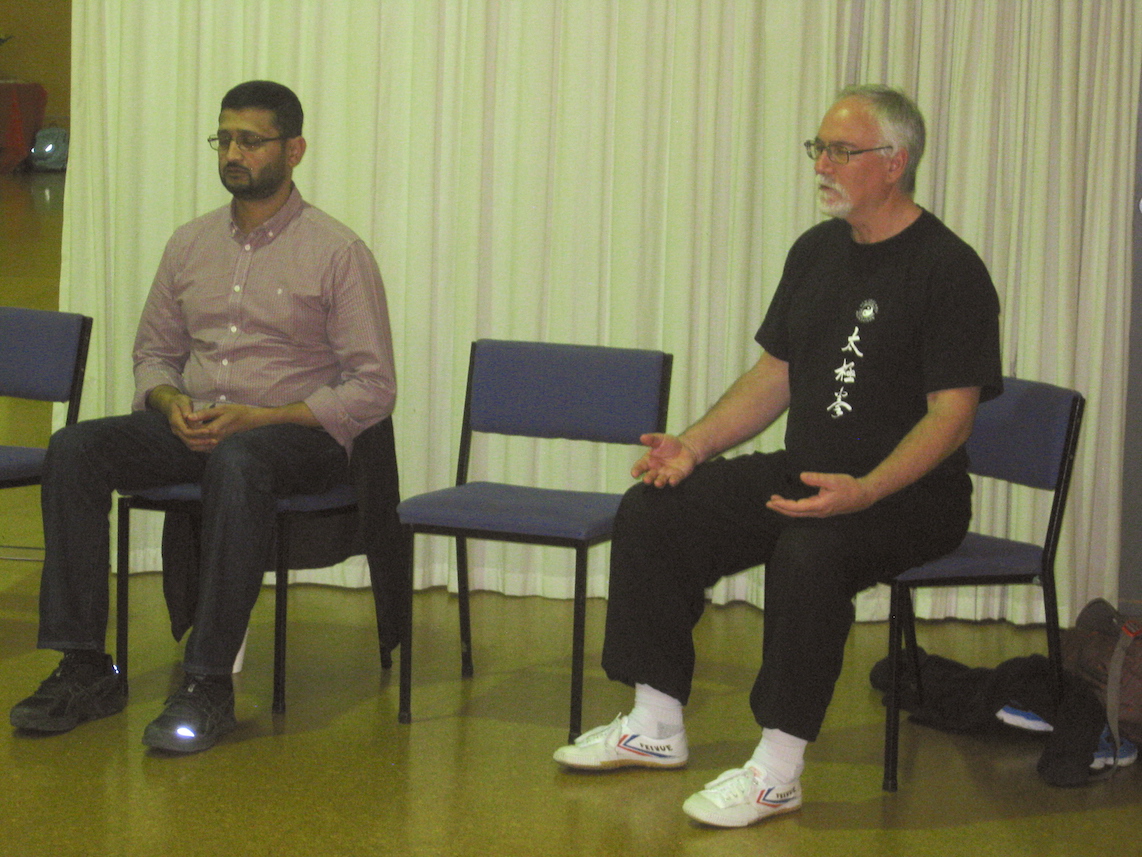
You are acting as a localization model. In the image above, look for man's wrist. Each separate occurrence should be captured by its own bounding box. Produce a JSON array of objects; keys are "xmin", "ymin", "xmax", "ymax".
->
[
  {"xmin": 677, "ymin": 432, "xmax": 705, "ymax": 465},
  {"xmin": 146, "ymin": 385, "xmax": 180, "ymax": 415}
]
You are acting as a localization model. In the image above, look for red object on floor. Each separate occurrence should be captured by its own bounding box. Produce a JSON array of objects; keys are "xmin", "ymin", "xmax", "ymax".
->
[{"xmin": 0, "ymin": 81, "xmax": 48, "ymax": 173}]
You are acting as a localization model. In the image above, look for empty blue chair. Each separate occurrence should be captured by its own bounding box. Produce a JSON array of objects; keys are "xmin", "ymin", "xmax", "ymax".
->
[
  {"xmin": 882, "ymin": 377, "xmax": 1085, "ymax": 791},
  {"xmin": 397, "ymin": 339, "xmax": 673, "ymax": 742},
  {"xmin": 0, "ymin": 307, "xmax": 93, "ymax": 491}
]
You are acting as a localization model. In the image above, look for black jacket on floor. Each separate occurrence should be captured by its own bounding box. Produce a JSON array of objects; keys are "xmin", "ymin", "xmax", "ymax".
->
[{"xmin": 870, "ymin": 650, "xmax": 1106, "ymax": 787}]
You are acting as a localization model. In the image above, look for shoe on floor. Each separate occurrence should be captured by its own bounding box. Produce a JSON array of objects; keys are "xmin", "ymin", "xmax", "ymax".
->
[
  {"xmin": 10, "ymin": 652, "xmax": 127, "ymax": 733},
  {"xmin": 142, "ymin": 673, "xmax": 236, "ymax": 754},
  {"xmin": 682, "ymin": 765, "xmax": 802, "ymax": 828},
  {"xmin": 1090, "ymin": 725, "xmax": 1138, "ymax": 770},
  {"xmin": 553, "ymin": 714, "xmax": 688, "ymax": 770},
  {"xmin": 996, "ymin": 703, "xmax": 1054, "ymax": 732}
]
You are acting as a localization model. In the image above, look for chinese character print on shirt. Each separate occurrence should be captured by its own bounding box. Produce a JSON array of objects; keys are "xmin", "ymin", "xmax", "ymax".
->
[{"xmin": 828, "ymin": 300, "xmax": 878, "ymax": 419}]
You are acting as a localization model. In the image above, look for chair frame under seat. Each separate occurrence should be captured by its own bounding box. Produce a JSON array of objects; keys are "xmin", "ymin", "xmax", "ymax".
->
[
  {"xmin": 881, "ymin": 377, "xmax": 1085, "ymax": 792},
  {"xmin": 115, "ymin": 486, "xmax": 359, "ymax": 714},
  {"xmin": 397, "ymin": 339, "xmax": 673, "ymax": 743},
  {"xmin": 0, "ymin": 307, "xmax": 93, "ymax": 491}
]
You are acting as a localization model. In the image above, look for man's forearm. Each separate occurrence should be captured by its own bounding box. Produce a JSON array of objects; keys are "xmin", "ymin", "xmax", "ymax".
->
[
  {"xmin": 261, "ymin": 401, "xmax": 321, "ymax": 429},
  {"xmin": 857, "ymin": 386, "xmax": 980, "ymax": 504},
  {"xmin": 680, "ymin": 351, "xmax": 791, "ymax": 464}
]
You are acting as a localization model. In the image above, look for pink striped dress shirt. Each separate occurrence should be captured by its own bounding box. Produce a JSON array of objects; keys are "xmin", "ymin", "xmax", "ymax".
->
[{"xmin": 132, "ymin": 187, "xmax": 396, "ymax": 451}]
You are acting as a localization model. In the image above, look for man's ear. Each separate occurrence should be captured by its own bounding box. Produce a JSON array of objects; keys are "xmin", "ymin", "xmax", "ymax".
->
[
  {"xmin": 287, "ymin": 135, "xmax": 307, "ymax": 168},
  {"xmin": 887, "ymin": 146, "xmax": 908, "ymax": 182}
]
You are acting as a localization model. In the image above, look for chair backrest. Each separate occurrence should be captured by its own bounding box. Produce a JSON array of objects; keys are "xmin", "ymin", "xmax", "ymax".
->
[
  {"xmin": 0, "ymin": 306, "xmax": 93, "ymax": 425},
  {"xmin": 459, "ymin": 339, "xmax": 672, "ymax": 480},
  {"xmin": 966, "ymin": 376, "xmax": 1084, "ymax": 492}
]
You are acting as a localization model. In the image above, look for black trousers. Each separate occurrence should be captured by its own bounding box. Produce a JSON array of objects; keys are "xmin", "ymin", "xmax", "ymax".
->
[{"xmin": 601, "ymin": 450, "xmax": 968, "ymax": 741}]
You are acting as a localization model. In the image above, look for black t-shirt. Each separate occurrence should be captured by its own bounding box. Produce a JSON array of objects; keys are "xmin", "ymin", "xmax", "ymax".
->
[{"xmin": 756, "ymin": 209, "xmax": 1002, "ymax": 509}]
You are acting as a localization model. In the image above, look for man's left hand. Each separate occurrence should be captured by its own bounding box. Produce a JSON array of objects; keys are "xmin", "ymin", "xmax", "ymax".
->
[
  {"xmin": 766, "ymin": 471, "xmax": 876, "ymax": 518},
  {"xmin": 183, "ymin": 403, "xmax": 266, "ymax": 450}
]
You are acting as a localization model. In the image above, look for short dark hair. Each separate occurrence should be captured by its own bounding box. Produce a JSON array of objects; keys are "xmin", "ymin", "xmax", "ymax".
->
[{"xmin": 220, "ymin": 80, "xmax": 304, "ymax": 138}]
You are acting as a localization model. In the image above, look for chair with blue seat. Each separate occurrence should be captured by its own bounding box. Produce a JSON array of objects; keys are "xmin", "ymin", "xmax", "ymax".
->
[
  {"xmin": 397, "ymin": 339, "xmax": 673, "ymax": 742},
  {"xmin": 114, "ymin": 415, "xmax": 405, "ymax": 714},
  {"xmin": 0, "ymin": 305, "xmax": 93, "ymax": 502},
  {"xmin": 882, "ymin": 376, "xmax": 1085, "ymax": 791}
]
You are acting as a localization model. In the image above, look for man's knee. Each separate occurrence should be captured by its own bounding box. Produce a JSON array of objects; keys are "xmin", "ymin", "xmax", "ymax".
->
[
  {"xmin": 46, "ymin": 421, "xmax": 89, "ymax": 463},
  {"xmin": 615, "ymin": 481, "xmax": 659, "ymax": 522},
  {"xmin": 613, "ymin": 480, "xmax": 699, "ymax": 540},
  {"xmin": 203, "ymin": 435, "xmax": 273, "ymax": 492},
  {"xmin": 44, "ymin": 417, "xmax": 127, "ymax": 474}
]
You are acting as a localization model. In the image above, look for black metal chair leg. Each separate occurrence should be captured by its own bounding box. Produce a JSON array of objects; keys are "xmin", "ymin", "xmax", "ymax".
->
[
  {"xmin": 398, "ymin": 527, "xmax": 414, "ymax": 724},
  {"xmin": 569, "ymin": 547, "xmax": 587, "ymax": 744},
  {"xmin": 456, "ymin": 537, "xmax": 474, "ymax": 678},
  {"xmin": 272, "ymin": 514, "xmax": 289, "ymax": 715},
  {"xmin": 883, "ymin": 583, "xmax": 903, "ymax": 792},
  {"xmin": 115, "ymin": 498, "xmax": 131, "ymax": 685}
]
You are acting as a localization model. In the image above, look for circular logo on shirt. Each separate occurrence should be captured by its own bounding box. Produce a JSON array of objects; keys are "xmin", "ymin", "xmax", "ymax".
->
[{"xmin": 856, "ymin": 299, "xmax": 878, "ymax": 323}]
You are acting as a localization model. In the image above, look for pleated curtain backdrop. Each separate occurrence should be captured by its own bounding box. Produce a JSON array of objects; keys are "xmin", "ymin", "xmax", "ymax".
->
[{"xmin": 61, "ymin": 0, "xmax": 1142, "ymax": 625}]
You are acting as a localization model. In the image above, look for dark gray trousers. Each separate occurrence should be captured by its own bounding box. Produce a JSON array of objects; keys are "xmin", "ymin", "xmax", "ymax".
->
[{"xmin": 36, "ymin": 409, "xmax": 348, "ymax": 675}]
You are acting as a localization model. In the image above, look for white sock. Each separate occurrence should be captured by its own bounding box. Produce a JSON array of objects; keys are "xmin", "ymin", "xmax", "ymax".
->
[
  {"xmin": 626, "ymin": 683, "xmax": 684, "ymax": 739},
  {"xmin": 748, "ymin": 728, "xmax": 808, "ymax": 784}
]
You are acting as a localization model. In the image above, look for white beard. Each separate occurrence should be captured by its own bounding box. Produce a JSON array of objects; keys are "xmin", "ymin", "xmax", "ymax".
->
[{"xmin": 817, "ymin": 179, "xmax": 852, "ymax": 218}]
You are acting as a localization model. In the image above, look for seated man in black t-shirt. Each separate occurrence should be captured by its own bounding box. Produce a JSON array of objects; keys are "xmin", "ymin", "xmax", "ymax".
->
[{"xmin": 552, "ymin": 84, "xmax": 1002, "ymax": 828}]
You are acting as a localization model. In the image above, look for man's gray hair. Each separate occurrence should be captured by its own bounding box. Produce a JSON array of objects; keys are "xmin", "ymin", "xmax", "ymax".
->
[{"xmin": 836, "ymin": 84, "xmax": 926, "ymax": 195}]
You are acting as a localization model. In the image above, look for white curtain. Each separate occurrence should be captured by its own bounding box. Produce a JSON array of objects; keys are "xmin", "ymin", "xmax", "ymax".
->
[{"xmin": 62, "ymin": 0, "xmax": 1141, "ymax": 625}]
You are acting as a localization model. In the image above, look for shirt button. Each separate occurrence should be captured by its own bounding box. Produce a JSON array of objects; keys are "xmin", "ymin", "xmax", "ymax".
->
[
  {"xmin": 233, "ymin": 285, "xmax": 241, "ymax": 292},
  {"xmin": 244, "ymin": 244, "xmax": 252, "ymax": 251},
  {"xmin": 230, "ymin": 325, "xmax": 237, "ymax": 333},
  {"xmin": 222, "ymin": 359, "xmax": 229, "ymax": 366}
]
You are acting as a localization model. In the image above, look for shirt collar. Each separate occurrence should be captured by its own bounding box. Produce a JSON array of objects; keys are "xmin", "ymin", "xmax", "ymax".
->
[{"xmin": 228, "ymin": 184, "xmax": 305, "ymax": 248}]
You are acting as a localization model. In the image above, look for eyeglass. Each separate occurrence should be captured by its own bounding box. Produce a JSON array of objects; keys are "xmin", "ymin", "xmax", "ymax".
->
[
  {"xmin": 208, "ymin": 132, "xmax": 288, "ymax": 153},
  {"xmin": 804, "ymin": 139, "xmax": 892, "ymax": 165}
]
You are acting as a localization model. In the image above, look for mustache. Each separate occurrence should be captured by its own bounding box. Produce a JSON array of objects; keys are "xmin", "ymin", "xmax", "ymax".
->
[{"xmin": 817, "ymin": 177, "xmax": 848, "ymax": 199}]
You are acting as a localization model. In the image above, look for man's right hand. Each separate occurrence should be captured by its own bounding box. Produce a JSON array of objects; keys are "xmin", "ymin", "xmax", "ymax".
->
[
  {"xmin": 631, "ymin": 433, "xmax": 700, "ymax": 488},
  {"xmin": 147, "ymin": 385, "xmax": 219, "ymax": 453}
]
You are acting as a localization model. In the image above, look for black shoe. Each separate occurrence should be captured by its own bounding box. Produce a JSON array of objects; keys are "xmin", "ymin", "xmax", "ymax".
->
[
  {"xmin": 142, "ymin": 674, "xmax": 236, "ymax": 754},
  {"xmin": 10, "ymin": 652, "xmax": 127, "ymax": 733}
]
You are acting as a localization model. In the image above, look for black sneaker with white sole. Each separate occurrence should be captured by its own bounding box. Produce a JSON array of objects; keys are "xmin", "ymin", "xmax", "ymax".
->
[{"xmin": 10, "ymin": 652, "xmax": 127, "ymax": 733}]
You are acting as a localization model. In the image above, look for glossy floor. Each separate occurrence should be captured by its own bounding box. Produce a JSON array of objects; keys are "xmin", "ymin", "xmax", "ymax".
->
[
  {"xmin": 1, "ymin": 566, "xmax": 1140, "ymax": 857},
  {"xmin": 2, "ymin": 170, "xmax": 1139, "ymax": 857}
]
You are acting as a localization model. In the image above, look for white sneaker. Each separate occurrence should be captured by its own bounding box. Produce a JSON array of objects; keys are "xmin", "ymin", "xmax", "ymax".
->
[
  {"xmin": 553, "ymin": 714, "xmax": 688, "ymax": 770},
  {"xmin": 682, "ymin": 765, "xmax": 802, "ymax": 828}
]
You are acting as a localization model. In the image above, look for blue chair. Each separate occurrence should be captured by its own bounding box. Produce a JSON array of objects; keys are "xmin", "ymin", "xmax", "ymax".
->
[
  {"xmin": 0, "ymin": 307, "xmax": 93, "ymax": 555},
  {"xmin": 397, "ymin": 340, "xmax": 673, "ymax": 742},
  {"xmin": 882, "ymin": 377, "xmax": 1085, "ymax": 791},
  {"xmin": 0, "ymin": 307, "xmax": 93, "ymax": 492},
  {"xmin": 115, "ymin": 416, "xmax": 404, "ymax": 714}
]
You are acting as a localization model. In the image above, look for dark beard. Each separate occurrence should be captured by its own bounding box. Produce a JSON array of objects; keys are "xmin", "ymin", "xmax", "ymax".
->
[{"xmin": 219, "ymin": 163, "xmax": 287, "ymax": 201}]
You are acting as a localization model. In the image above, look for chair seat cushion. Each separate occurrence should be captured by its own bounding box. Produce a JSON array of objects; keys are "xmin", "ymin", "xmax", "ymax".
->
[
  {"xmin": 397, "ymin": 481, "xmax": 623, "ymax": 541},
  {"xmin": 896, "ymin": 532, "xmax": 1044, "ymax": 585},
  {"xmin": 0, "ymin": 445, "xmax": 46, "ymax": 483}
]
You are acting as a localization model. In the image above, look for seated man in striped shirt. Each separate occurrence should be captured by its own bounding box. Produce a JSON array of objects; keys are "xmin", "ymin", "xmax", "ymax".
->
[{"xmin": 10, "ymin": 80, "xmax": 397, "ymax": 754}]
